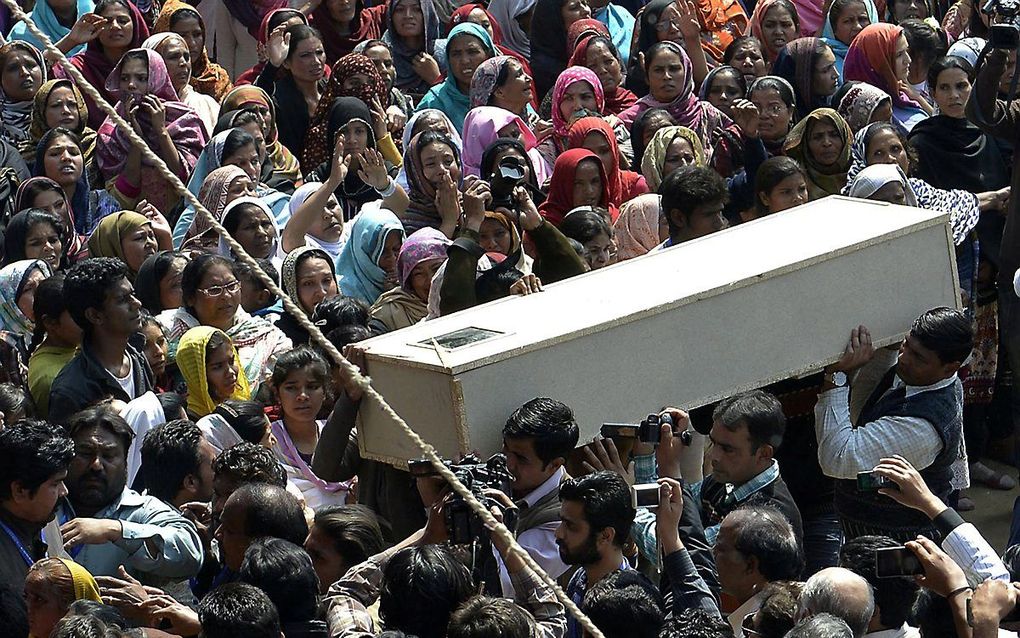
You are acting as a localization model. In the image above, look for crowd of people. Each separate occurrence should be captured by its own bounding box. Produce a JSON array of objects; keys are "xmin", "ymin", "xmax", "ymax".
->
[{"xmin": 0, "ymin": 0, "xmax": 1017, "ymax": 636}]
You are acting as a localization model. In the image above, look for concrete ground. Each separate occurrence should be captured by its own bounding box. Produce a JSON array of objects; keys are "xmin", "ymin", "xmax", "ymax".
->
[{"xmin": 964, "ymin": 459, "xmax": 1017, "ymax": 552}]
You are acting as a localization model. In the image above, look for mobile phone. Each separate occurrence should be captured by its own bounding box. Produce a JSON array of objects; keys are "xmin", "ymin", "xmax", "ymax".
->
[
  {"xmin": 631, "ymin": 483, "xmax": 661, "ymax": 510},
  {"xmin": 601, "ymin": 423, "xmax": 640, "ymax": 439},
  {"xmin": 857, "ymin": 471, "xmax": 895, "ymax": 492},
  {"xmin": 874, "ymin": 546, "xmax": 924, "ymax": 578}
]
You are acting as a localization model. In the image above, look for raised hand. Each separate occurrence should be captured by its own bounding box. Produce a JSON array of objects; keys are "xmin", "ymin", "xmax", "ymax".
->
[
  {"xmin": 730, "ymin": 99, "xmax": 760, "ymax": 139},
  {"xmin": 513, "ymin": 186, "xmax": 542, "ymax": 231},
  {"xmin": 266, "ymin": 26, "xmax": 291, "ymax": 67},
  {"xmin": 411, "ymin": 52, "xmax": 441, "ymax": 84},
  {"xmin": 68, "ymin": 13, "xmax": 108, "ymax": 46},
  {"xmin": 356, "ymin": 148, "xmax": 390, "ymax": 190},
  {"xmin": 434, "ymin": 168, "xmax": 462, "ymax": 225}
]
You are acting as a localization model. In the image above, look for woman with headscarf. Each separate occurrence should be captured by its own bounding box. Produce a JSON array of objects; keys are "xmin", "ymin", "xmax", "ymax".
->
[
  {"xmin": 450, "ymin": 3, "xmax": 536, "ymax": 74},
  {"xmin": 87, "ymin": 210, "xmax": 162, "ymax": 278},
  {"xmin": 14, "ymin": 177, "xmax": 87, "ymax": 262},
  {"xmin": 538, "ymin": 148, "xmax": 617, "ymax": 225},
  {"xmin": 218, "ymin": 197, "xmax": 282, "ymax": 265},
  {"xmin": 382, "ymin": 0, "xmax": 442, "ymax": 100},
  {"xmin": 142, "ymin": 33, "xmax": 220, "ymax": 136},
  {"xmin": 97, "ymin": 49, "xmax": 208, "ymax": 216},
  {"xmin": 335, "ymin": 206, "xmax": 406, "ymax": 305},
  {"xmin": 135, "ymin": 250, "xmax": 189, "ymax": 314},
  {"xmin": 783, "ymin": 107, "xmax": 853, "ymax": 198},
  {"xmin": 819, "ymin": 0, "xmax": 878, "ymax": 77},
  {"xmin": 0, "ymin": 42, "xmax": 46, "ymax": 146},
  {"xmin": 234, "ymin": 7, "xmax": 309, "ymax": 87},
  {"xmin": 479, "ymin": 136, "xmax": 547, "ymax": 206},
  {"xmin": 3, "ymin": 208, "xmax": 70, "ymax": 271},
  {"xmin": 220, "ymin": 85, "xmax": 303, "ymax": 187},
  {"xmin": 614, "ymin": 194, "xmax": 668, "ymax": 260},
  {"xmin": 19, "ymin": 80, "xmax": 97, "ymax": 183},
  {"xmin": 845, "ymin": 162, "xmax": 918, "ymax": 204},
  {"xmin": 276, "ymin": 246, "xmax": 339, "ymax": 344},
  {"xmin": 56, "ymin": 0, "xmax": 150, "ymax": 130},
  {"xmin": 469, "ymin": 56, "xmax": 540, "ymax": 126},
  {"xmin": 401, "ymin": 130, "xmax": 465, "ymax": 235},
  {"xmin": 843, "ymin": 23, "xmax": 926, "ymax": 132},
  {"xmin": 281, "ymin": 182, "xmax": 347, "ymax": 260},
  {"xmin": 0, "ymin": 259, "xmax": 51, "ymax": 390},
  {"xmin": 488, "ymin": 0, "xmax": 536, "ymax": 59},
  {"xmin": 772, "ymin": 38, "xmax": 840, "ymax": 119},
  {"xmin": 24, "ymin": 558, "xmax": 103, "ymax": 638},
  {"xmin": 416, "ymin": 23, "xmax": 496, "ymax": 131},
  {"xmin": 629, "ymin": 108, "xmax": 676, "ymax": 172},
  {"xmin": 639, "ymin": 125, "xmax": 706, "ymax": 190},
  {"xmin": 396, "ymin": 109, "xmax": 463, "ymax": 190},
  {"xmin": 535, "ymin": 66, "xmax": 606, "ymax": 168},
  {"xmin": 835, "ymin": 81, "xmax": 893, "ymax": 133},
  {"xmin": 568, "ymin": 116, "xmax": 648, "ymax": 207},
  {"xmin": 462, "ymin": 106, "xmax": 549, "ymax": 183},
  {"xmin": 9, "ymin": 0, "xmax": 95, "ymax": 56},
  {"xmin": 311, "ymin": 0, "xmax": 387, "ymax": 64},
  {"xmin": 153, "ymin": 0, "xmax": 233, "ymax": 100},
  {"xmin": 178, "ymin": 165, "xmax": 257, "ymax": 251},
  {"xmin": 625, "ymin": 0, "xmax": 711, "ymax": 95},
  {"xmin": 369, "ymin": 227, "xmax": 449, "ymax": 333},
  {"xmin": 177, "ymin": 325, "xmax": 252, "ymax": 418},
  {"xmin": 569, "ymin": 34, "xmax": 638, "ymax": 116},
  {"xmin": 529, "ymin": 0, "xmax": 593, "ymax": 100},
  {"xmin": 748, "ymin": 0, "xmax": 801, "ymax": 62},
  {"xmin": 32, "ymin": 128, "xmax": 120, "ymax": 236}
]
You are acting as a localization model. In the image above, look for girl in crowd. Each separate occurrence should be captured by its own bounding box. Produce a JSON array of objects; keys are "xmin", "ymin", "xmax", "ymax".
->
[
  {"xmin": 569, "ymin": 34, "xmax": 638, "ymax": 116},
  {"xmin": 24, "ymin": 559, "xmax": 102, "ymax": 638},
  {"xmin": 749, "ymin": 0, "xmax": 801, "ymax": 65},
  {"xmin": 310, "ymin": 0, "xmax": 387, "ymax": 63},
  {"xmin": 626, "ymin": 0, "xmax": 709, "ymax": 95},
  {"xmin": 0, "ymin": 259, "xmax": 51, "ymax": 389},
  {"xmin": 177, "ymin": 325, "xmax": 251, "ymax": 418},
  {"xmin": 400, "ymin": 130, "xmax": 464, "ymax": 235},
  {"xmin": 773, "ymin": 38, "xmax": 840, "ymax": 119},
  {"xmin": 724, "ymin": 36, "xmax": 768, "ymax": 85},
  {"xmin": 199, "ymin": 398, "xmax": 278, "ymax": 453},
  {"xmin": 487, "ymin": 0, "xmax": 535, "ymax": 59},
  {"xmin": 14, "ymin": 177, "xmax": 86, "ymax": 261},
  {"xmin": 843, "ymin": 23, "xmax": 926, "ymax": 131},
  {"xmin": 356, "ymin": 38, "xmax": 419, "ymax": 126},
  {"xmin": 900, "ymin": 18, "xmax": 944, "ymax": 107},
  {"xmin": 469, "ymin": 56, "xmax": 538, "ymax": 125},
  {"xmin": 0, "ymin": 41, "xmax": 46, "ymax": 146},
  {"xmin": 277, "ymin": 246, "xmax": 338, "ymax": 344},
  {"xmin": 450, "ymin": 2, "xmax": 536, "ymax": 73},
  {"xmin": 154, "ymin": 0, "xmax": 233, "ymax": 101},
  {"xmin": 370, "ymin": 227, "xmax": 450, "ymax": 333},
  {"xmin": 640, "ymin": 125, "xmax": 706, "ymax": 190},
  {"xmin": 86, "ymin": 210, "xmax": 162, "ymax": 279},
  {"xmin": 753, "ymin": 156, "xmax": 809, "ymax": 218},
  {"xmin": 417, "ymin": 23, "xmax": 496, "ymax": 130},
  {"xmin": 700, "ymin": 65, "xmax": 747, "ymax": 118},
  {"xmin": 58, "ymin": 0, "xmax": 150, "ymax": 130},
  {"xmin": 529, "ymin": 0, "xmax": 592, "ymax": 99},
  {"xmin": 819, "ymin": 0, "xmax": 878, "ymax": 76},
  {"xmin": 270, "ymin": 347, "xmax": 349, "ymax": 508},
  {"xmin": 97, "ymin": 49, "xmax": 208, "ymax": 216},
  {"xmin": 179, "ymin": 165, "xmax": 257, "ymax": 251},
  {"xmin": 282, "ymin": 182, "xmax": 346, "ymax": 260},
  {"xmin": 396, "ymin": 108, "xmax": 462, "ymax": 189},
  {"xmin": 536, "ymin": 66, "xmax": 606, "ymax": 168},
  {"xmin": 3, "ymin": 209, "xmax": 69, "ymax": 271},
  {"xmin": 256, "ymin": 24, "xmax": 328, "ymax": 157},
  {"xmin": 538, "ymin": 148, "xmax": 616, "ymax": 225},
  {"xmin": 27, "ymin": 273, "xmax": 79, "ymax": 418},
  {"xmin": 629, "ymin": 108, "xmax": 676, "ymax": 171},
  {"xmin": 335, "ymin": 207, "xmax": 406, "ymax": 305},
  {"xmin": 748, "ymin": 76, "xmax": 797, "ymax": 155},
  {"xmin": 138, "ymin": 312, "xmax": 172, "ymax": 392},
  {"xmin": 220, "ymin": 85, "xmax": 303, "ymax": 187},
  {"xmin": 783, "ymin": 108, "xmax": 853, "ymax": 199},
  {"xmin": 846, "ymin": 161, "xmax": 917, "ymax": 203},
  {"xmin": 835, "ymin": 81, "xmax": 893, "ymax": 133},
  {"xmin": 559, "ymin": 208, "xmax": 616, "ymax": 270},
  {"xmin": 33, "ymin": 128, "xmax": 121, "ymax": 236},
  {"xmin": 568, "ymin": 117, "xmax": 648, "ymax": 207},
  {"xmin": 479, "ymin": 137, "xmax": 546, "ymax": 205},
  {"xmin": 142, "ymin": 33, "xmax": 221, "ymax": 136},
  {"xmin": 135, "ymin": 250, "xmax": 189, "ymax": 314},
  {"xmin": 461, "ymin": 106, "xmax": 548, "ymax": 183},
  {"xmin": 381, "ymin": 0, "xmax": 442, "ymax": 100},
  {"xmin": 20, "ymin": 80, "xmax": 97, "ymax": 184},
  {"xmin": 235, "ymin": 8, "xmax": 308, "ymax": 86}
]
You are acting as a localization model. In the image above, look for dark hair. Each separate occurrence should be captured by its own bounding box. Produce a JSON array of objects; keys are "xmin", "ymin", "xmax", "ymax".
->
[
  {"xmin": 37, "ymin": 127, "xmax": 82, "ymax": 168},
  {"xmin": 223, "ymin": 201, "xmax": 266, "ymax": 236},
  {"xmin": 312, "ymin": 295, "xmax": 370, "ymax": 332},
  {"xmin": 0, "ymin": 384, "xmax": 33, "ymax": 424},
  {"xmin": 583, "ymin": 35, "xmax": 623, "ymax": 67},
  {"xmin": 889, "ymin": 0, "xmax": 932, "ymax": 21},
  {"xmin": 862, "ymin": 122, "xmax": 918, "ymax": 173},
  {"xmin": 312, "ymin": 504, "xmax": 385, "ymax": 567},
  {"xmin": 379, "ymin": 544, "xmax": 474, "ymax": 638},
  {"xmin": 728, "ymin": 506, "xmax": 804, "ymax": 581},
  {"xmin": 324, "ymin": 323, "xmax": 373, "ymax": 353},
  {"xmin": 181, "ymin": 253, "xmax": 233, "ymax": 308},
  {"xmin": 168, "ymin": 6, "xmax": 202, "ymax": 30},
  {"xmin": 912, "ymin": 589, "xmax": 954, "ymax": 638},
  {"xmin": 268, "ymin": 8, "xmax": 306, "ymax": 34},
  {"xmin": 900, "ymin": 19, "xmax": 947, "ymax": 70},
  {"xmin": 478, "ymin": 138, "xmax": 542, "ymax": 195},
  {"xmin": 233, "ymin": 258, "xmax": 279, "ymax": 307},
  {"xmin": 228, "ymin": 482, "xmax": 309, "ymax": 545},
  {"xmin": 0, "ymin": 581, "xmax": 28, "ymax": 638},
  {"xmin": 50, "ymin": 615, "xmax": 108, "ymax": 638},
  {"xmin": 198, "ymin": 582, "xmax": 281, "ymax": 638},
  {"xmin": 755, "ymin": 156, "xmax": 807, "ymax": 214},
  {"xmin": 416, "ymin": 130, "xmax": 461, "ymax": 166},
  {"xmin": 0, "ymin": 419, "xmax": 74, "ymax": 500},
  {"xmin": 582, "ymin": 570, "xmax": 664, "ymax": 638},
  {"xmin": 63, "ymin": 257, "xmax": 130, "ymax": 339},
  {"xmin": 66, "ymin": 406, "xmax": 134, "ymax": 455},
  {"xmin": 221, "ymin": 128, "xmax": 257, "ymax": 168},
  {"xmin": 760, "ymin": 0, "xmax": 800, "ymax": 31},
  {"xmin": 660, "ymin": 165, "xmax": 729, "ymax": 235},
  {"xmin": 712, "ymin": 389, "xmax": 785, "ymax": 450},
  {"xmin": 1003, "ymin": 543, "xmax": 1020, "ymax": 580},
  {"xmin": 213, "ymin": 400, "xmax": 271, "ymax": 444},
  {"xmin": 212, "ymin": 441, "xmax": 287, "ymax": 487},
  {"xmin": 839, "ymin": 535, "xmax": 918, "ymax": 628},
  {"xmin": 829, "ymin": 0, "xmax": 869, "ymax": 33},
  {"xmin": 502, "ymin": 397, "xmax": 580, "ymax": 466},
  {"xmin": 157, "ymin": 391, "xmax": 187, "ymax": 420},
  {"xmin": 723, "ymin": 35, "xmax": 765, "ymax": 65},
  {"xmin": 749, "ymin": 76, "xmax": 797, "ymax": 108},
  {"xmin": 448, "ymin": 596, "xmax": 535, "ymax": 638},
  {"xmin": 475, "ymin": 266, "xmax": 524, "ymax": 304},
  {"xmin": 560, "ymin": 210, "xmax": 612, "ymax": 245},
  {"xmin": 786, "ymin": 613, "xmax": 853, "ymax": 638},
  {"xmin": 644, "ymin": 41, "xmax": 685, "ymax": 72},
  {"xmin": 558, "ymin": 471, "xmax": 635, "ymax": 548},
  {"xmin": 909, "ymin": 307, "xmax": 974, "ymax": 364},
  {"xmin": 3, "ymin": 208, "xmax": 64, "ymax": 268},
  {"xmin": 239, "ymin": 537, "xmax": 319, "ymax": 623},
  {"xmin": 121, "ymin": 49, "xmax": 149, "ymax": 69},
  {"xmin": 64, "ymin": 599, "xmax": 129, "ymax": 630},
  {"xmin": 140, "ymin": 419, "xmax": 203, "ymax": 503},
  {"xmin": 29, "ymin": 272, "xmax": 68, "ymax": 352},
  {"xmin": 630, "ymin": 108, "xmax": 675, "ymax": 172},
  {"xmin": 271, "ymin": 346, "xmax": 331, "ymax": 389},
  {"xmin": 659, "ymin": 608, "xmax": 734, "ymax": 638},
  {"xmin": 927, "ymin": 55, "xmax": 974, "ymax": 90},
  {"xmin": 135, "ymin": 251, "xmax": 188, "ymax": 314},
  {"xmin": 706, "ymin": 65, "xmax": 748, "ymax": 96},
  {"xmin": 16, "ymin": 178, "xmax": 65, "ymax": 214},
  {"xmin": 756, "ymin": 582, "xmax": 804, "ymax": 638},
  {"xmin": 284, "ymin": 24, "xmax": 322, "ymax": 61}
]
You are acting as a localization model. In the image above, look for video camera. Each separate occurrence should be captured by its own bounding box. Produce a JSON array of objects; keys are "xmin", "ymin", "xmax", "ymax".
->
[
  {"xmin": 985, "ymin": 0, "xmax": 1020, "ymax": 49},
  {"xmin": 600, "ymin": 413, "xmax": 694, "ymax": 446},
  {"xmin": 407, "ymin": 453, "xmax": 515, "ymax": 545},
  {"xmin": 488, "ymin": 155, "xmax": 527, "ymax": 210}
]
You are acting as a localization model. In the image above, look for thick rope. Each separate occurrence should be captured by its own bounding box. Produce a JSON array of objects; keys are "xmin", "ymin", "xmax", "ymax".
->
[{"xmin": 3, "ymin": 5, "xmax": 607, "ymax": 636}]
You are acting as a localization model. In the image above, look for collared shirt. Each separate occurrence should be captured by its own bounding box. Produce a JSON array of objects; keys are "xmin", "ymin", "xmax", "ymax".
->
[
  {"xmin": 55, "ymin": 488, "xmax": 203, "ymax": 584},
  {"xmin": 496, "ymin": 467, "xmax": 569, "ymax": 596},
  {"xmin": 693, "ymin": 460, "xmax": 782, "ymax": 546},
  {"xmin": 814, "ymin": 374, "xmax": 955, "ymax": 480},
  {"xmin": 934, "ymin": 508, "xmax": 1011, "ymax": 583},
  {"xmin": 865, "ymin": 624, "xmax": 921, "ymax": 638}
]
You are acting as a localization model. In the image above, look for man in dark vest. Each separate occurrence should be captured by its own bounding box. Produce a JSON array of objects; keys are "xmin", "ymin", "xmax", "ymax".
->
[
  {"xmin": 497, "ymin": 397, "xmax": 580, "ymax": 596},
  {"xmin": 815, "ymin": 307, "xmax": 973, "ymax": 542}
]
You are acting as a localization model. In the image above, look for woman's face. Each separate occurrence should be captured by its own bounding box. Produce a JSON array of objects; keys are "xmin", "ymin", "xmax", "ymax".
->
[
  {"xmin": 750, "ymin": 87, "xmax": 793, "ymax": 141},
  {"xmin": 813, "ymin": 46, "xmax": 839, "ymax": 97},
  {"xmin": 448, "ymin": 34, "xmax": 490, "ymax": 89},
  {"xmin": 561, "ymin": 0, "xmax": 592, "ymax": 27},
  {"xmin": 25, "ymin": 221, "xmax": 62, "ymax": 271},
  {"xmin": 224, "ymin": 142, "xmax": 261, "ymax": 181},
  {"xmin": 341, "ymin": 121, "xmax": 371, "ymax": 157},
  {"xmin": 933, "ymin": 66, "xmax": 971, "ymax": 119},
  {"xmin": 866, "ymin": 128, "xmax": 909, "ymax": 173},
  {"xmin": 583, "ymin": 232, "xmax": 615, "ymax": 270},
  {"xmin": 806, "ymin": 118, "xmax": 843, "ymax": 166},
  {"xmin": 206, "ymin": 341, "xmax": 239, "ymax": 401},
  {"xmin": 141, "ymin": 321, "xmax": 168, "ymax": 377},
  {"xmin": 16, "ymin": 267, "xmax": 46, "ymax": 321},
  {"xmin": 762, "ymin": 172, "xmax": 809, "ymax": 212},
  {"xmin": 479, "ymin": 217, "xmax": 514, "ymax": 254},
  {"xmin": 232, "ymin": 206, "xmax": 276, "ymax": 259},
  {"xmin": 278, "ymin": 365, "xmax": 326, "ymax": 422},
  {"xmin": 1, "ymin": 48, "xmax": 42, "ymax": 102},
  {"xmin": 158, "ymin": 38, "xmax": 192, "ymax": 93},
  {"xmin": 467, "ymin": 7, "xmax": 495, "ymax": 39},
  {"xmin": 893, "ymin": 34, "xmax": 911, "ymax": 83},
  {"xmin": 342, "ymin": 72, "xmax": 372, "ymax": 97},
  {"xmin": 891, "ymin": 0, "xmax": 928, "ymax": 21},
  {"xmin": 118, "ymin": 57, "xmax": 149, "ymax": 97},
  {"xmin": 656, "ymin": 5, "xmax": 685, "ymax": 44},
  {"xmin": 581, "ymin": 130, "xmax": 616, "ymax": 175},
  {"xmin": 226, "ymin": 175, "xmax": 257, "ymax": 203},
  {"xmin": 730, "ymin": 42, "xmax": 766, "ymax": 85},
  {"xmin": 364, "ymin": 44, "xmax": 396, "ymax": 89},
  {"xmin": 24, "ymin": 578, "xmax": 66, "ymax": 638},
  {"xmin": 871, "ymin": 181, "xmax": 907, "ymax": 204},
  {"xmin": 159, "ymin": 257, "xmax": 187, "ymax": 310},
  {"xmin": 45, "ymin": 86, "xmax": 80, "ymax": 130},
  {"xmin": 492, "ymin": 59, "xmax": 533, "ymax": 113},
  {"xmin": 572, "ymin": 158, "xmax": 603, "ymax": 207},
  {"xmin": 122, "ymin": 222, "xmax": 158, "ymax": 273},
  {"xmin": 408, "ymin": 258, "xmax": 443, "ymax": 302},
  {"xmin": 377, "ymin": 231, "xmax": 402, "ymax": 284},
  {"xmin": 706, "ymin": 70, "xmax": 743, "ymax": 116},
  {"xmin": 647, "ymin": 48, "xmax": 686, "ymax": 103},
  {"xmin": 43, "ymin": 134, "xmax": 83, "ymax": 188},
  {"xmin": 834, "ymin": 1, "xmax": 870, "ymax": 45},
  {"xmin": 662, "ymin": 135, "xmax": 697, "ymax": 176},
  {"xmin": 761, "ymin": 5, "xmax": 798, "ymax": 54},
  {"xmin": 641, "ymin": 112, "xmax": 675, "ymax": 146},
  {"xmin": 393, "ymin": 0, "xmax": 425, "ymax": 39},
  {"xmin": 309, "ymin": 195, "xmax": 344, "ymax": 243},
  {"xmin": 419, "ymin": 141, "xmax": 461, "ymax": 186},
  {"xmin": 172, "ymin": 15, "xmax": 205, "ymax": 62},
  {"xmin": 191, "ymin": 263, "xmax": 240, "ymax": 329},
  {"xmin": 327, "ymin": 0, "xmax": 357, "ymax": 24},
  {"xmin": 31, "ymin": 189, "xmax": 70, "ymax": 227},
  {"xmin": 295, "ymin": 256, "xmax": 338, "ymax": 314},
  {"xmin": 559, "ymin": 81, "xmax": 598, "ymax": 124},
  {"xmin": 99, "ymin": 3, "xmax": 135, "ymax": 52},
  {"xmin": 870, "ymin": 98, "xmax": 893, "ymax": 124},
  {"xmin": 584, "ymin": 41, "xmax": 622, "ymax": 95},
  {"xmin": 285, "ymin": 36, "xmax": 326, "ymax": 83}
]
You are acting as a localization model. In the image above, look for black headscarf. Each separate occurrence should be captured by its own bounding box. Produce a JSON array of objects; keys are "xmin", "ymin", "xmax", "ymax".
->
[
  {"xmin": 479, "ymin": 137, "xmax": 546, "ymax": 206},
  {"xmin": 625, "ymin": 0, "xmax": 674, "ymax": 96},
  {"xmin": 529, "ymin": 0, "xmax": 570, "ymax": 100}
]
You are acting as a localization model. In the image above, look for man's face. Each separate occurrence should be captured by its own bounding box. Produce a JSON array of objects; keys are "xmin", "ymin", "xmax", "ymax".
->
[
  {"xmin": 67, "ymin": 425, "xmax": 127, "ymax": 512},
  {"xmin": 672, "ymin": 200, "xmax": 728, "ymax": 242},
  {"xmin": 896, "ymin": 334, "xmax": 958, "ymax": 386},
  {"xmin": 554, "ymin": 499, "xmax": 602, "ymax": 566},
  {"xmin": 211, "ymin": 474, "xmax": 238, "ymax": 526},
  {"xmin": 215, "ymin": 493, "xmax": 251, "ymax": 572},
  {"xmin": 712, "ymin": 515, "xmax": 753, "ymax": 598},
  {"xmin": 502, "ymin": 436, "xmax": 559, "ymax": 497},
  {"xmin": 191, "ymin": 439, "xmax": 217, "ymax": 503},
  {"xmin": 9, "ymin": 470, "xmax": 68, "ymax": 524},
  {"xmin": 708, "ymin": 420, "xmax": 767, "ymax": 485},
  {"xmin": 305, "ymin": 523, "xmax": 347, "ymax": 593},
  {"xmin": 92, "ymin": 276, "xmax": 142, "ymax": 337}
]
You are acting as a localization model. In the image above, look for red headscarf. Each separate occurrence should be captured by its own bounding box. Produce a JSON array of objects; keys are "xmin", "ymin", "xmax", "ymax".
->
[
  {"xmin": 565, "ymin": 18, "xmax": 609, "ymax": 56},
  {"xmin": 567, "ymin": 117, "xmax": 648, "ymax": 208},
  {"xmin": 567, "ymin": 34, "xmax": 638, "ymax": 116},
  {"xmin": 538, "ymin": 148, "xmax": 618, "ymax": 226},
  {"xmin": 843, "ymin": 23, "xmax": 918, "ymax": 109},
  {"xmin": 313, "ymin": 0, "xmax": 387, "ymax": 64}
]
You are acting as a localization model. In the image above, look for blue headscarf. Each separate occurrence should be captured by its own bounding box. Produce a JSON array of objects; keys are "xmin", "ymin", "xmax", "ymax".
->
[
  {"xmin": 335, "ymin": 207, "xmax": 406, "ymax": 305},
  {"xmin": 416, "ymin": 23, "xmax": 495, "ymax": 131},
  {"xmin": 819, "ymin": 0, "xmax": 879, "ymax": 77},
  {"xmin": 9, "ymin": 0, "xmax": 95, "ymax": 56}
]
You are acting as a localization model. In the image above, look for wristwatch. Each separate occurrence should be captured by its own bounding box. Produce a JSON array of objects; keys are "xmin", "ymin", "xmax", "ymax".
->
[{"xmin": 826, "ymin": 371, "xmax": 848, "ymax": 387}]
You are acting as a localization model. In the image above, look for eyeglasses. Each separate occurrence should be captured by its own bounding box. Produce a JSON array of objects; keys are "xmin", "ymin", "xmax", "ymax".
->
[
  {"xmin": 198, "ymin": 280, "xmax": 241, "ymax": 297},
  {"xmin": 757, "ymin": 103, "xmax": 788, "ymax": 116},
  {"xmin": 655, "ymin": 18, "xmax": 682, "ymax": 32}
]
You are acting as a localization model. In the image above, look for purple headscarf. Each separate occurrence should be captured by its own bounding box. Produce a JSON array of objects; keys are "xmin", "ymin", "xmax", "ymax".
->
[{"xmin": 398, "ymin": 227, "xmax": 451, "ymax": 291}]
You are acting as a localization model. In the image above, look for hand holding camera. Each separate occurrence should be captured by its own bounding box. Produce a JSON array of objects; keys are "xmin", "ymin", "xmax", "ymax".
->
[
  {"xmin": 870, "ymin": 455, "xmax": 946, "ymax": 519},
  {"xmin": 653, "ymin": 478, "xmax": 686, "ymax": 556}
]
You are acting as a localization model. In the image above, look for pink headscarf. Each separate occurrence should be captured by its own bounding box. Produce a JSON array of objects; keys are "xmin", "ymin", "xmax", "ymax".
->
[
  {"xmin": 461, "ymin": 106, "xmax": 538, "ymax": 177},
  {"xmin": 551, "ymin": 66, "xmax": 605, "ymax": 138}
]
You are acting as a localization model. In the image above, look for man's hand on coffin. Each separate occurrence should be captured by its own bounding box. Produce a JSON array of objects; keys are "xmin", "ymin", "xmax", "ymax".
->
[
  {"xmin": 825, "ymin": 324, "xmax": 874, "ymax": 374},
  {"xmin": 582, "ymin": 437, "xmax": 636, "ymax": 485},
  {"xmin": 509, "ymin": 273, "xmax": 542, "ymax": 296},
  {"xmin": 872, "ymin": 455, "xmax": 946, "ymax": 519}
]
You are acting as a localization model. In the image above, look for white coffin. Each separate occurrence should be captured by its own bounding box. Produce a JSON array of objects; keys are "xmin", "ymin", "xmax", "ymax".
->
[{"xmin": 357, "ymin": 196, "xmax": 961, "ymax": 466}]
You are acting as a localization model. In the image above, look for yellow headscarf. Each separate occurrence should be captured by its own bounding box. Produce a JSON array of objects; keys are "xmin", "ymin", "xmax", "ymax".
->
[
  {"xmin": 640, "ymin": 126, "xmax": 706, "ymax": 191},
  {"xmin": 86, "ymin": 211, "xmax": 151, "ymax": 277},
  {"xmin": 177, "ymin": 326, "xmax": 251, "ymax": 417},
  {"xmin": 59, "ymin": 558, "xmax": 102, "ymax": 603}
]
